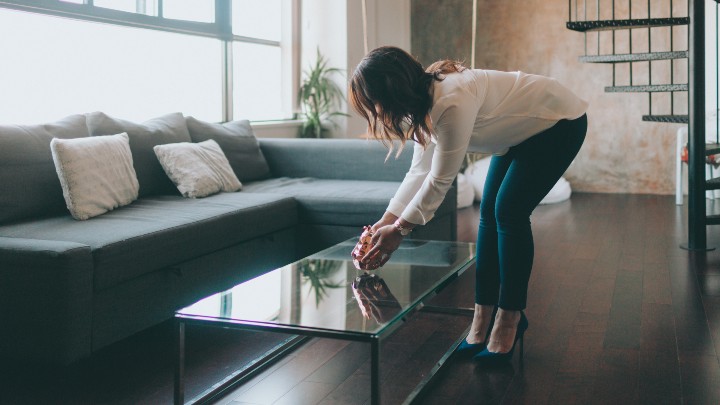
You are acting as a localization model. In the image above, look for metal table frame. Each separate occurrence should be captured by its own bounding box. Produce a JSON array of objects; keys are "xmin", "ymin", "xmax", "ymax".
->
[{"xmin": 174, "ymin": 260, "xmax": 475, "ymax": 405}]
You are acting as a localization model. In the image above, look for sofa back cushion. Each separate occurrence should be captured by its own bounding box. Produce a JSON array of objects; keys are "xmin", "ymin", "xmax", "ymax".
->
[
  {"xmin": 86, "ymin": 112, "xmax": 191, "ymax": 197},
  {"xmin": 258, "ymin": 138, "xmax": 413, "ymax": 181},
  {"xmin": 0, "ymin": 114, "xmax": 90, "ymax": 225},
  {"xmin": 185, "ymin": 117, "xmax": 271, "ymax": 182}
]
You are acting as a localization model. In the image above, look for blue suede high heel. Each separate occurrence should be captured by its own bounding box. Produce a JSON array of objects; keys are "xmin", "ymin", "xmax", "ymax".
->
[
  {"xmin": 455, "ymin": 339, "xmax": 486, "ymax": 357},
  {"xmin": 455, "ymin": 306, "xmax": 498, "ymax": 358},
  {"xmin": 473, "ymin": 311, "xmax": 528, "ymax": 363}
]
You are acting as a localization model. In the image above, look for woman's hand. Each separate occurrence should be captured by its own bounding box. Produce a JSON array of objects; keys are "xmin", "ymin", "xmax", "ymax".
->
[
  {"xmin": 360, "ymin": 224, "xmax": 403, "ymax": 267},
  {"xmin": 370, "ymin": 212, "xmax": 397, "ymax": 233}
]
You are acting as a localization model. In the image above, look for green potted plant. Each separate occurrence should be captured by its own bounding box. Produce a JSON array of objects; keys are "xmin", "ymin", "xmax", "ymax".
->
[{"xmin": 298, "ymin": 49, "xmax": 348, "ymax": 138}]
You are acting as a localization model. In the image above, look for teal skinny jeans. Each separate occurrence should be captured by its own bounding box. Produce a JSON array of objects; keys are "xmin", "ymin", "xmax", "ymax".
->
[{"xmin": 475, "ymin": 114, "xmax": 588, "ymax": 310}]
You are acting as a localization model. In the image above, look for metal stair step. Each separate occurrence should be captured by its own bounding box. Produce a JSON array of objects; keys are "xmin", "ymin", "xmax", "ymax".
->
[
  {"xmin": 677, "ymin": 143, "xmax": 720, "ymax": 156},
  {"xmin": 579, "ymin": 51, "xmax": 688, "ymax": 63},
  {"xmin": 708, "ymin": 177, "xmax": 720, "ymax": 190},
  {"xmin": 707, "ymin": 143, "xmax": 720, "ymax": 156},
  {"xmin": 642, "ymin": 115, "xmax": 689, "ymax": 123},
  {"xmin": 566, "ymin": 17, "xmax": 690, "ymax": 32},
  {"xmin": 706, "ymin": 214, "xmax": 720, "ymax": 225},
  {"xmin": 605, "ymin": 84, "xmax": 688, "ymax": 93}
]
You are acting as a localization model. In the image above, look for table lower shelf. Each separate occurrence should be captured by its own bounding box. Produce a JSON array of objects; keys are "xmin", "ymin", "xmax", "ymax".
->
[{"xmin": 174, "ymin": 307, "xmax": 474, "ymax": 405}]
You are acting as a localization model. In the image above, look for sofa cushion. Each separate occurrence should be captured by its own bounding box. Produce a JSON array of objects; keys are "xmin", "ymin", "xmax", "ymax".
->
[
  {"xmin": 51, "ymin": 133, "xmax": 140, "ymax": 220},
  {"xmin": 86, "ymin": 112, "xmax": 191, "ymax": 197},
  {"xmin": 186, "ymin": 117, "xmax": 271, "ymax": 182},
  {"xmin": 241, "ymin": 177, "xmax": 455, "ymax": 226},
  {"xmin": 154, "ymin": 139, "xmax": 242, "ymax": 198},
  {"xmin": 0, "ymin": 193, "xmax": 298, "ymax": 290},
  {"xmin": 258, "ymin": 138, "xmax": 412, "ymax": 181},
  {"xmin": 0, "ymin": 114, "xmax": 90, "ymax": 225}
]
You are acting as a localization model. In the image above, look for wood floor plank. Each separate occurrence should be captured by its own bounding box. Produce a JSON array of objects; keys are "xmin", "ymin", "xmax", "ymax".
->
[
  {"xmin": 304, "ymin": 341, "xmax": 370, "ymax": 385},
  {"xmin": 678, "ymin": 352, "xmax": 720, "ymax": 404},
  {"xmin": 668, "ymin": 254, "xmax": 717, "ymax": 356},
  {"xmin": 590, "ymin": 348, "xmax": 640, "ymax": 404},
  {"xmin": 702, "ymin": 296, "xmax": 720, "ymax": 360},
  {"xmin": 639, "ymin": 303, "xmax": 682, "ymax": 404},
  {"xmin": 317, "ymin": 371, "xmax": 370, "ymax": 405},
  {"xmin": 272, "ymin": 381, "xmax": 336, "ymax": 405},
  {"xmin": 643, "ymin": 262, "xmax": 673, "ymax": 305},
  {"xmin": 603, "ymin": 271, "xmax": 643, "ymax": 349},
  {"xmin": 229, "ymin": 339, "xmax": 352, "ymax": 404}
]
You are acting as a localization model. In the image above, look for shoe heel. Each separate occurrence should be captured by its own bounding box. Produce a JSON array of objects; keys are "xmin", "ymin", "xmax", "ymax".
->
[{"xmin": 518, "ymin": 311, "xmax": 527, "ymax": 363}]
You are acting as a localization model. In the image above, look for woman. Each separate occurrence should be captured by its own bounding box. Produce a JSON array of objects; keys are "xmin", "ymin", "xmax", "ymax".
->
[{"xmin": 351, "ymin": 46, "xmax": 588, "ymax": 362}]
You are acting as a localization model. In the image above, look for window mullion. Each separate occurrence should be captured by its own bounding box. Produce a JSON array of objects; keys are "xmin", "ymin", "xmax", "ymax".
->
[
  {"xmin": 222, "ymin": 40, "xmax": 234, "ymax": 123},
  {"xmin": 217, "ymin": 0, "xmax": 232, "ymax": 122}
]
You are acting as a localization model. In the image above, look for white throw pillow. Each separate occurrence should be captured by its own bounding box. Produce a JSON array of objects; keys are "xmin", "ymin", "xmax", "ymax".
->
[
  {"xmin": 50, "ymin": 132, "xmax": 139, "ymax": 220},
  {"xmin": 456, "ymin": 173, "xmax": 475, "ymax": 208},
  {"xmin": 538, "ymin": 177, "xmax": 572, "ymax": 205},
  {"xmin": 464, "ymin": 157, "xmax": 572, "ymax": 205},
  {"xmin": 464, "ymin": 157, "xmax": 492, "ymax": 201},
  {"xmin": 154, "ymin": 139, "xmax": 242, "ymax": 198}
]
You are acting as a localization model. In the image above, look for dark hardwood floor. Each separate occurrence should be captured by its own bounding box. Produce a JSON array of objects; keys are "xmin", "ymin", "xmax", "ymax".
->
[{"xmin": 3, "ymin": 193, "xmax": 720, "ymax": 404}]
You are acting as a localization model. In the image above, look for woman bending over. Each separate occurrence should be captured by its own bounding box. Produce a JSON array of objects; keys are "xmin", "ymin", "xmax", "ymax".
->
[{"xmin": 351, "ymin": 46, "xmax": 588, "ymax": 362}]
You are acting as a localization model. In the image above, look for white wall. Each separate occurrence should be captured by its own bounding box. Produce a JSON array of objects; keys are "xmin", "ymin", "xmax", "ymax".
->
[{"xmin": 301, "ymin": 0, "xmax": 411, "ymax": 138}]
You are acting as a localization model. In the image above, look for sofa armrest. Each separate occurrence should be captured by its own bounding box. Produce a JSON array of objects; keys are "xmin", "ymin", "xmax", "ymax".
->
[
  {"xmin": 258, "ymin": 138, "xmax": 412, "ymax": 181},
  {"xmin": 0, "ymin": 237, "xmax": 94, "ymax": 365}
]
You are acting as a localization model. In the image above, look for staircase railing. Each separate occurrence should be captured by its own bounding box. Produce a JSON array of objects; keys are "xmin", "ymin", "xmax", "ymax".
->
[
  {"xmin": 688, "ymin": 0, "xmax": 706, "ymax": 249},
  {"xmin": 567, "ymin": 0, "xmax": 718, "ymax": 250}
]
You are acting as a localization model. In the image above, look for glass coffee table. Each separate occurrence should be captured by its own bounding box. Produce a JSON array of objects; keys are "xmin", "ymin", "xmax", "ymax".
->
[{"xmin": 174, "ymin": 238, "xmax": 475, "ymax": 405}]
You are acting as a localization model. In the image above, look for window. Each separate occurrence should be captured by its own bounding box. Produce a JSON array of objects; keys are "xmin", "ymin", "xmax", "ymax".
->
[
  {"xmin": 0, "ymin": 0, "xmax": 297, "ymax": 124},
  {"xmin": 232, "ymin": 0, "xmax": 281, "ymax": 41},
  {"xmin": 231, "ymin": 0, "xmax": 290, "ymax": 121},
  {"xmin": 0, "ymin": 9, "xmax": 221, "ymax": 124},
  {"xmin": 164, "ymin": 0, "xmax": 214, "ymax": 23},
  {"xmin": 233, "ymin": 42, "xmax": 284, "ymax": 121},
  {"xmin": 94, "ymin": 0, "xmax": 141, "ymax": 14}
]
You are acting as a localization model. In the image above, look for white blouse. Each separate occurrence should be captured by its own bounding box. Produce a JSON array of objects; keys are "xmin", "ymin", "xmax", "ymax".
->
[{"xmin": 387, "ymin": 69, "xmax": 588, "ymax": 226}]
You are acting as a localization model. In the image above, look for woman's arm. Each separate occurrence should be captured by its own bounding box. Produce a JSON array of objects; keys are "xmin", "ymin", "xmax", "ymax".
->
[
  {"xmin": 362, "ymin": 142, "xmax": 433, "ymax": 265},
  {"xmin": 399, "ymin": 105, "xmax": 474, "ymax": 225},
  {"xmin": 385, "ymin": 141, "xmax": 435, "ymax": 219}
]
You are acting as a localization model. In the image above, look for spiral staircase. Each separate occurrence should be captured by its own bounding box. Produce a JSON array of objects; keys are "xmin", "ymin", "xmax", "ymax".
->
[{"xmin": 566, "ymin": 0, "xmax": 717, "ymax": 249}]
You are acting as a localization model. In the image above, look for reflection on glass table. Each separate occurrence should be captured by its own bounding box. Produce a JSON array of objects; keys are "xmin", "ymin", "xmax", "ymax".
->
[
  {"xmin": 351, "ymin": 272, "xmax": 402, "ymax": 324},
  {"xmin": 298, "ymin": 259, "xmax": 343, "ymax": 307}
]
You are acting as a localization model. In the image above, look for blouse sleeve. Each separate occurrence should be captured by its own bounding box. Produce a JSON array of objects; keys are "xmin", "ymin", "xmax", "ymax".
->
[
  {"xmin": 386, "ymin": 141, "xmax": 434, "ymax": 218},
  {"xmin": 398, "ymin": 105, "xmax": 474, "ymax": 225}
]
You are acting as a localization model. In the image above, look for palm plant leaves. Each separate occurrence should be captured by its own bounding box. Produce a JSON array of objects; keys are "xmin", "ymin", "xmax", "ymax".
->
[{"xmin": 298, "ymin": 49, "xmax": 348, "ymax": 137}]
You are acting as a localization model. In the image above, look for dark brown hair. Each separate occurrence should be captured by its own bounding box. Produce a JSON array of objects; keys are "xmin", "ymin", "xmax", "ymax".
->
[{"xmin": 349, "ymin": 46, "xmax": 466, "ymax": 156}]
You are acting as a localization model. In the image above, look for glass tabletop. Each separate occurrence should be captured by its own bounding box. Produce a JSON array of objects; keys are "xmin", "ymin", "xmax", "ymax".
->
[{"xmin": 177, "ymin": 238, "xmax": 475, "ymax": 337}]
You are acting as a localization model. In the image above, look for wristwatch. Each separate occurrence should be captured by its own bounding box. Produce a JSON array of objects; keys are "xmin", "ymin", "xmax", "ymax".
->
[{"xmin": 393, "ymin": 219, "xmax": 413, "ymax": 236}]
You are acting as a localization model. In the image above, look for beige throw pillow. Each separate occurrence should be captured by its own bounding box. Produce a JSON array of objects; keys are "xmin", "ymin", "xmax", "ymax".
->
[
  {"xmin": 50, "ymin": 132, "xmax": 139, "ymax": 220},
  {"xmin": 154, "ymin": 139, "xmax": 242, "ymax": 198}
]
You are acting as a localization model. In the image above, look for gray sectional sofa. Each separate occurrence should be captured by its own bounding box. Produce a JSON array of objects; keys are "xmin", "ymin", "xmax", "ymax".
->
[{"xmin": 0, "ymin": 112, "xmax": 457, "ymax": 365}]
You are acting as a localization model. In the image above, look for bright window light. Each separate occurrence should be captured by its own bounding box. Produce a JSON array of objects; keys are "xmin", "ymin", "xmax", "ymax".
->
[
  {"xmin": 230, "ymin": 270, "xmax": 282, "ymax": 321},
  {"xmin": 232, "ymin": 0, "xmax": 281, "ymax": 41},
  {"xmin": 164, "ymin": 0, "xmax": 214, "ymax": 23},
  {"xmin": 94, "ymin": 0, "xmax": 139, "ymax": 14},
  {"xmin": 0, "ymin": 8, "xmax": 222, "ymax": 124},
  {"xmin": 233, "ymin": 42, "xmax": 285, "ymax": 120}
]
